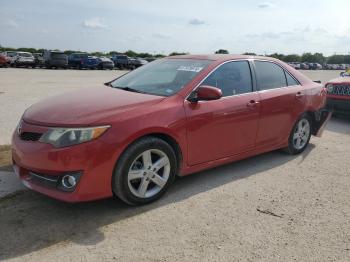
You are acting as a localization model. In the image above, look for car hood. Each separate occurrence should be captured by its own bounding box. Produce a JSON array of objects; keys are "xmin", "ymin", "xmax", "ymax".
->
[
  {"xmin": 23, "ymin": 87, "xmax": 165, "ymax": 126},
  {"xmin": 328, "ymin": 77, "xmax": 350, "ymax": 84}
]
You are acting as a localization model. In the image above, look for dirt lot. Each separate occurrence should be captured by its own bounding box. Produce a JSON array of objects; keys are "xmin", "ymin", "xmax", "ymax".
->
[{"xmin": 0, "ymin": 68, "xmax": 349, "ymax": 261}]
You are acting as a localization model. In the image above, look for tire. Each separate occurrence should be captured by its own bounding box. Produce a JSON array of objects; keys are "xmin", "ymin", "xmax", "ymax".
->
[
  {"xmin": 284, "ymin": 114, "xmax": 312, "ymax": 155},
  {"xmin": 112, "ymin": 136, "xmax": 178, "ymax": 205}
]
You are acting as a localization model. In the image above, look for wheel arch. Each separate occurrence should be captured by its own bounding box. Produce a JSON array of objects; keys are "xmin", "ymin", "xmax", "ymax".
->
[
  {"xmin": 304, "ymin": 110, "xmax": 320, "ymax": 135},
  {"xmin": 119, "ymin": 130, "xmax": 184, "ymax": 173}
]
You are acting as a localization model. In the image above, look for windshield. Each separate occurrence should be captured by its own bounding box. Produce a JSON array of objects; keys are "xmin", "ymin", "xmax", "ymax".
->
[
  {"xmin": 110, "ymin": 59, "xmax": 211, "ymax": 96},
  {"xmin": 51, "ymin": 52, "xmax": 66, "ymax": 59},
  {"xmin": 18, "ymin": 52, "xmax": 32, "ymax": 57}
]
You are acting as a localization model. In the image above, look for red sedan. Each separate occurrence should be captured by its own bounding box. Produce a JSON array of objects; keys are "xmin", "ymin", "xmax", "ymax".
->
[{"xmin": 12, "ymin": 55, "xmax": 328, "ymax": 205}]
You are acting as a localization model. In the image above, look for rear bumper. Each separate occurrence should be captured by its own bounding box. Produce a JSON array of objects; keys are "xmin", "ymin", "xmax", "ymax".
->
[
  {"xmin": 313, "ymin": 108, "xmax": 332, "ymax": 137},
  {"xmin": 326, "ymin": 98, "xmax": 350, "ymax": 114},
  {"xmin": 15, "ymin": 61, "xmax": 35, "ymax": 65}
]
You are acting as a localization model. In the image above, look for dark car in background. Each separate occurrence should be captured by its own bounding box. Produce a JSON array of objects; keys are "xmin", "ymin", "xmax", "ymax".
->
[
  {"xmin": 43, "ymin": 50, "xmax": 68, "ymax": 69},
  {"xmin": 98, "ymin": 57, "xmax": 114, "ymax": 70},
  {"xmin": 68, "ymin": 53, "xmax": 88, "ymax": 69},
  {"xmin": 80, "ymin": 56, "xmax": 100, "ymax": 69},
  {"xmin": 12, "ymin": 52, "xmax": 35, "ymax": 68},
  {"xmin": 33, "ymin": 53, "xmax": 45, "ymax": 68},
  {"xmin": 129, "ymin": 57, "xmax": 148, "ymax": 69},
  {"xmin": 111, "ymin": 54, "xmax": 131, "ymax": 69}
]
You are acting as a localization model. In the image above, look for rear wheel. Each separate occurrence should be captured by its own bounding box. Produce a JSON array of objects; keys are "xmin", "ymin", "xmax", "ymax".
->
[
  {"xmin": 285, "ymin": 115, "xmax": 312, "ymax": 154},
  {"xmin": 113, "ymin": 137, "xmax": 177, "ymax": 205}
]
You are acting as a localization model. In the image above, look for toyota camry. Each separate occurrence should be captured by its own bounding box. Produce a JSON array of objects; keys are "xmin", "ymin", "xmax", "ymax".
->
[{"xmin": 12, "ymin": 55, "xmax": 329, "ymax": 205}]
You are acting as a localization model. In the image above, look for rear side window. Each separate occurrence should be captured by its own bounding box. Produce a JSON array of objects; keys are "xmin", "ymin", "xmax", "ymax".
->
[
  {"xmin": 285, "ymin": 71, "xmax": 299, "ymax": 86},
  {"xmin": 202, "ymin": 61, "xmax": 253, "ymax": 97},
  {"xmin": 255, "ymin": 61, "xmax": 287, "ymax": 90}
]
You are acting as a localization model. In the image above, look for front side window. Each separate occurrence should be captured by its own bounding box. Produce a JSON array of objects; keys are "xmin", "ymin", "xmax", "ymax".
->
[
  {"xmin": 202, "ymin": 61, "xmax": 253, "ymax": 97},
  {"xmin": 110, "ymin": 59, "xmax": 211, "ymax": 96},
  {"xmin": 255, "ymin": 61, "xmax": 287, "ymax": 90}
]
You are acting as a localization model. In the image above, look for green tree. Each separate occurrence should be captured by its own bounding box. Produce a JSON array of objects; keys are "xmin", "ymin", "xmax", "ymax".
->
[
  {"xmin": 215, "ymin": 49, "xmax": 229, "ymax": 54},
  {"xmin": 269, "ymin": 53, "xmax": 285, "ymax": 60},
  {"xmin": 327, "ymin": 55, "xmax": 345, "ymax": 64},
  {"xmin": 242, "ymin": 52, "xmax": 257, "ymax": 56},
  {"xmin": 168, "ymin": 52, "xmax": 188, "ymax": 56},
  {"xmin": 284, "ymin": 54, "xmax": 301, "ymax": 62},
  {"xmin": 124, "ymin": 50, "xmax": 138, "ymax": 57}
]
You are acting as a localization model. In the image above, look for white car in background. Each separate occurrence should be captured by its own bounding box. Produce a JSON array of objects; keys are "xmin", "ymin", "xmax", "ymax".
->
[{"xmin": 12, "ymin": 52, "xmax": 35, "ymax": 68}]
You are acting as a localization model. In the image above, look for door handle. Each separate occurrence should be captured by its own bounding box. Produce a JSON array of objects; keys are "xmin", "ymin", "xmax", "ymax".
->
[
  {"xmin": 295, "ymin": 92, "xmax": 304, "ymax": 98},
  {"xmin": 247, "ymin": 100, "xmax": 260, "ymax": 107}
]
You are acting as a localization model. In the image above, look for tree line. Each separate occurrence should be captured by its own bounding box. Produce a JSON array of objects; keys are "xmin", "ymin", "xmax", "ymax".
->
[
  {"xmin": 215, "ymin": 49, "xmax": 350, "ymax": 64},
  {"xmin": 1, "ymin": 45, "xmax": 349, "ymax": 64}
]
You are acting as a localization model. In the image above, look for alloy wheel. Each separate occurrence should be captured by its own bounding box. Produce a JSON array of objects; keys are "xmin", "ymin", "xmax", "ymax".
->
[
  {"xmin": 127, "ymin": 149, "xmax": 171, "ymax": 198},
  {"xmin": 292, "ymin": 118, "xmax": 310, "ymax": 150}
]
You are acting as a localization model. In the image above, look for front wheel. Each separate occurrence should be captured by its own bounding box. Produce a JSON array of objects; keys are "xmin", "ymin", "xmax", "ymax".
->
[
  {"xmin": 284, "ymin": 115, "xmax": 312, "ymax": 154},
  {"xmin": 112, "ymin": 137, "xmax": 177, "ymax": 205}
]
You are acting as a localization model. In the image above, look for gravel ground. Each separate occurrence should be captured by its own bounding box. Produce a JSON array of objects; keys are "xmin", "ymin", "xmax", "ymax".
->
[{"xmin": 0, "ymin": 68, "xmax": 349, "ymax": 261}]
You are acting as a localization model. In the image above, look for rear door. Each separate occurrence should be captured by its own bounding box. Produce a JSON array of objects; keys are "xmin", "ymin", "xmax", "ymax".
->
[
  {"xmin": 253, "ymin": 60, "xmax": 305, "ymax": 148},
  {"xmin": 185, "ymin": 60, "xmax": 260, "ymax": 165}
]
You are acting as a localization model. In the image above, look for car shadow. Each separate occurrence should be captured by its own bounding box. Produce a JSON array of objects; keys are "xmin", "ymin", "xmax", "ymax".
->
[
  {"xmin": 325, "ymin": 115, "xmax": 350, "ymax": 135},
  {"xmin": 0, "ymin": 145, "xmax": 315, "ymax": 260}
]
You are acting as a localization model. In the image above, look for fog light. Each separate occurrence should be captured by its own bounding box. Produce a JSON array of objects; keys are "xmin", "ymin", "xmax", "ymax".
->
[
  {"xmin": 61, "ymin": 175, "xmax": 77, "ymax": 189},
  {"xmin": 57, "ymin": 172, "xmax": 82, "ymax": 192}
]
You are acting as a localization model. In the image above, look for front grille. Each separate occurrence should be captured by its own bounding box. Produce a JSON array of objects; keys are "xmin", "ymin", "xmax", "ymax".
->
[
  {"xmin": 20, "ymin": 132, "xmax": 42, "ymax": 141},
  {"xmin": 328, "ymin": 85, "xmax": 350, "ymax": 96}
]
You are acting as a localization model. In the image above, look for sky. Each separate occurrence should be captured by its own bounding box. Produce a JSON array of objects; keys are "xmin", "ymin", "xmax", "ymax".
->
[{"xmin": 0, "ymin": 0, "xmax": 349, "ymax": 56}]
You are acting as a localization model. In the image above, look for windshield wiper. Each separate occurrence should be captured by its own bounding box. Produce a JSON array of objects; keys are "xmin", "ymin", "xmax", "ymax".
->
[{"xmin": 114, "ymin": 86, "xmax": 145, "ymax": 94}]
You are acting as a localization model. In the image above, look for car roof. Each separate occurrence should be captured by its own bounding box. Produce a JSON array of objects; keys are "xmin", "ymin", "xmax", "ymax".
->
[{"xmin": 166, "ymin": 54, "xmax": 279, "ymax": 62}]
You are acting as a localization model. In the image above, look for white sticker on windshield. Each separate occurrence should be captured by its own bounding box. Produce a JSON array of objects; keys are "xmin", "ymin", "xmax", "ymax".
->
[{"xmin": 177, "ymin": 66, "xmax": 203, "ymax": 73}]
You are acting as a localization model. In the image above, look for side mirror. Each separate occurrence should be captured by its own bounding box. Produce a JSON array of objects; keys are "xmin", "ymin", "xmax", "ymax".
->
[
  {"xmin": 188, "ymin": 85, "xmax": 222, "ymax": 102},
  {"xmin": 104, "ymin": 82, "xmax": 111, "ymax": 87}
]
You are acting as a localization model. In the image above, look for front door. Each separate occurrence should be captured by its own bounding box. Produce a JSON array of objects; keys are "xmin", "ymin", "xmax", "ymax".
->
[{"xmin": 184, "ymin": 60, "xmax": 260, "ymax": 165}]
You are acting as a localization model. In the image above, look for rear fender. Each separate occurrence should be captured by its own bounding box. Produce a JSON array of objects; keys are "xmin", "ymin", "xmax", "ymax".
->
[{"xmin": 313, "ymin": 109, "xmax": 332, "ymax": 137}]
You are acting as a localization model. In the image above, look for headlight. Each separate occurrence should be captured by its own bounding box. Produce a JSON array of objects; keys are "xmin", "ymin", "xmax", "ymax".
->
[
  {"xmin": 39, "ymin": 125, "xmax": 110, "ymax": 148},
  {"xmin": 326, "ymin": 84, "xmax": 333, "ymax": 92}
]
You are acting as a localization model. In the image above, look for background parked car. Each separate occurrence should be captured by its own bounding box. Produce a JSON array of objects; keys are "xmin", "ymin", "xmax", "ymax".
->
[
  {"xmin": 300, "ymin": 63, "xmax": 310, "ymax": 70},
  {"xmin": 12, "ymin": 52, "xmax": 35, "ymax": 68},
  {"xmin": 80, "ymin": 56, "xmax": 100, "ymax": 69},
  {"xmin": 33, "ymin": 53, "xmax": 45, "ymax": 68},
  {"xmin": 97, "ymin": 57, "xmax": 114, "ymax": 70},
  {"xmin": 111, "ymin": 54, "xmax": 131, "ymax": 69},
  {"xmin": 68, "ymin": 53, "xmax": 88, "ymax": 69},
  {"xmin": 326, "ymin": 75, "xmax": 350, "ymax": 115},
  {"xmin": 129, "ymin": 57, "xmax": 148, "ymax": 69},
  {"xmin": 43, "ymin": 50, "xmax": 68, "ymax": 69},
  {"xmin": 0, "ymin": 53, "xmax": 11, "ymax": 67},
  {"xmin": 3, "ymin": 51, "xmax": 17, "ymax": 64}
]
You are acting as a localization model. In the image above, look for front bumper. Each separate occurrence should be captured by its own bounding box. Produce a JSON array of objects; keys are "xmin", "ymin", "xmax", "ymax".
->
[
  {"xmin": 15, "ymin": 61, "xmax": 35, "ymax": 66},
  {"xmin": 11, "ymin": 121, "xmax": 119, "ymax": 202},
  {"xmin": 326, "ymin": 97, "xmax": 350, "ymax": 114}
]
